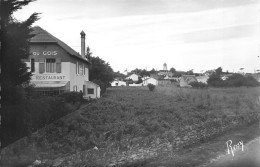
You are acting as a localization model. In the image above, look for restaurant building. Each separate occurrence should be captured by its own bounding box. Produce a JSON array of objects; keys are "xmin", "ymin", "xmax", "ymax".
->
[{"xmin": 25, "ymin": 26, "xmax": 100, "ymax": 98}]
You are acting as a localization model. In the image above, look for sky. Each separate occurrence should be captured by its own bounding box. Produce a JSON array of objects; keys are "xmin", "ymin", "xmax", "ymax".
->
[{"xmin": 14, "ymin": 0, "xmax": 260, "ymax": 73}]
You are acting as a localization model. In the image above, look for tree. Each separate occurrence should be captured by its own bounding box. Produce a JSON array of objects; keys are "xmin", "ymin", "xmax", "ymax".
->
[
  {"xmin": 130, "ymin": 68, "xmax": 142, "ymax": 75},
  {"xmin": 149, "ymin": 68, "xmax": 157, "ymax": 75},
  {"xmin": 1, "ymin": 0, "xmax": 40, "ymax": 147},
  {"xmin": 89, "ymin": 55, "xmax": 114, "ymax": 88},
  {"xmin": 169, "ymin": 67, "xmax": 176, "ymax": 73},
  {"xmin": 215, "ymin": 67, "xmax": 223, "ymax": 76},
  {"xmin": 207, "ymin": 67, "xmax": 223, "ymax": 86},
  {"xmin": 140, "ymin": 69, "xmax": 149, "ymax": 77},
  {"xmin": 186, "ymin": 69, "xmax": 194, "ymax": 75},
  {"xmin": 0, "ymin": 0, "xmax": 40, "ymax": 103},
  {"xmin": 113, "ymin": 71, "xmax": 125, "ymax": 79},
  {"xmin": 225, "ymin": 74, "xmax": 259, "ymax": 87},
  {"xmin": 85, "ymin": 45, "xmax": 92, "ymax": 60}
]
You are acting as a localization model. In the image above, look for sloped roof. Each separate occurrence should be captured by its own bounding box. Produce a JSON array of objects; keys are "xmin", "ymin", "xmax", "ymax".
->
[
  {"xmin": 85, "ymin": 81, "xmax": 100, "ymax": 87},
  {"xmin": 30, "ymin": 26, "xmax": 89, "ymax": 63},
  {"xmin": 143, "ymin": 77, "xmax": 158, "ymax": 81},
  {"xmin": 182, "ymin": 75, "xmax": 197, "ymax": 83},
  {"xmin": 150, "ymin": 74, "xmax": 164, "ymax": 80},
  {"xmin": 128, "ymin": 74, "xmax": 140, "ymax": 77}
]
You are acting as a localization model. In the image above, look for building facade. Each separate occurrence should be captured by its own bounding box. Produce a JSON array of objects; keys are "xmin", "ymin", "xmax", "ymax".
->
[
  {"xmin": 25, "ymin": 26, "xmax": 100, "ymax": 98},
  {"xmin": 143, "ymin": 77, "xmax": 158, "ymax": 86},
  {"xmin": 125, "ymin": 74, "xmax": 140, "ymax": 82}
]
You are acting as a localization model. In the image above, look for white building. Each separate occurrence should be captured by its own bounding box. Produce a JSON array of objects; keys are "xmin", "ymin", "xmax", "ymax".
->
[
  {"xmin": 143, "ymin": 77, "xmax": 158, "ymax": 86},
  {"xmin": 196, "ymin": 76, "xmax": 209, "ymax": 84},
  {"xmin": 142, "ymin": 76, "xmax": 150, "ymax": 80},
  {"xmin": 111, "ymin": 80, "xmax": 127, "ymax": 86},
  {"xmin": 125, "ymin": 74, "xmax": 140, "ymax": 82},
  {"xmin": 25, "ymin": 26, "xmax": 100, "ymax": 98}
]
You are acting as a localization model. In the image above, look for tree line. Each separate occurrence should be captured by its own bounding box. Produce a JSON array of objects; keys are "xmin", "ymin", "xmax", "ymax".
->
[{"xmin": 207, "ymin": 67, "xmax": 259, "ymax": 87}]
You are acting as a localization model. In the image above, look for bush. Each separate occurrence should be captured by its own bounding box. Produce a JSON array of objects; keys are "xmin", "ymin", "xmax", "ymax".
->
[
  {"xmin": 207, "ymin": 73, "xmax": 260, "ymax": 87},
  {"xmin": 59, "ymin": 91, "xmax": 82, "ymax": 104},
  {"xmin": 147, "ymin": 83, "xmax": 156, "ymax": 91},
  {"xmin": 189, "ymin": 81, "xmax": 207, "ymax": 88},
  {"xmin": 2, "ymin": 83, "xmax": 26, "ymax": 104},
  {"xmin": 1, "ymin": 95, "xmax": 80, "ymax": 147}
]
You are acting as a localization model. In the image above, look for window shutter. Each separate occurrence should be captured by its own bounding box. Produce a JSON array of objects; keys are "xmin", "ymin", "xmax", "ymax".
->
[
  {"xmin": 78, "ymin": 63, "xmax": 80, "ymax": 74},
  {"xmin": 31, "ymin": 58, "xmax": 35, "ymax": 72},
  {"xmin": 56, "ymin": 58, "xmax": 61, "ymax": 73},
  {"xmin": 76, "ymin": 62, "xmax": 78, "ymax": 74},
  {"xmin": 83, "ymin": 64, "xmax": 85, "ymax": 75},
  {"xmin": 39, "ymin": 58, "xmax": 45, "ymax": 73}
]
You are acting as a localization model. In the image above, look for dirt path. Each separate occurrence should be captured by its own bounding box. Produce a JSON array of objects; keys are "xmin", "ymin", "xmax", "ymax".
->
[
  {"xmin": 144, "ymin": 122, "xmax": 260, "ymax": 167},
  {"xmin": 207, "ymin": 136, "xmax": 260, "ymax": 167}
]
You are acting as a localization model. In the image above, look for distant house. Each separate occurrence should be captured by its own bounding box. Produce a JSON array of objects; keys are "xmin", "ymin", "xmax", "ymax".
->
[
  {"xmin": 111, "ymin": 80, "xmax": 127, "ymax": 86},
  {"xmin": 221, "ymin": 74, "xmax": 232, "ymax": 80},
  {"xmin": 221, "ymin": 76, "xmax": 229, "ymax": 80},
  {"xmin": 142, "ymin": 76, "xmax": 150, "ymax": 80},
  {"xmin": 149, "ymin": 74, "xmax": 164, "ymax": 80},
  {"xmin": 158, "ymin": 70, "xmax": 173, "ymax": 78},
  {"xmin": 158, "ymin": 79, "xmax": 171, "ymax": 86},
  {"xmin": 126, "ymin": 74, "xmax": 140, "ymax": 82},
  {"xmin": 158, "ymin": 70, "xmax": 168, "ymax": 76},
  {"xmin": 180, "ymin": 75, "xmax": 197, "ymax": 87},
  {"xmin": 143, "ymin": 77, "xmax": 158, "ymax": 86},
  {"xmin": 129, "ymin": 83, "xmax": 143, "ymax": 86},
  {"xmin": 196, "ymin": 76, "xmax": 209, "ymax": 84},
  {"xmin": 114, "ymin": 77, "xmax": 123, "ymax": 81},
  {"xmin": 204, "ymin": 70, "xmax": 215, "ymax": 76}
]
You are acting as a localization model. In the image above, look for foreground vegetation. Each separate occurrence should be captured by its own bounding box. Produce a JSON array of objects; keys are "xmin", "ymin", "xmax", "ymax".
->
[
  {"xmin": 1, "ymin": 86, "xmax": 260, "ymax": 166},
  {"xmin": 1, "ymin": 90, "xmax": 83, "ymax": 148}
]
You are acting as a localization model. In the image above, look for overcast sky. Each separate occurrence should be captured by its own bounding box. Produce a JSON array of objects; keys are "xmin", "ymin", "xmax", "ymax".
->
[{"xmin": 14, "ymin": 0, "xmax": 260, "ymax": 73}]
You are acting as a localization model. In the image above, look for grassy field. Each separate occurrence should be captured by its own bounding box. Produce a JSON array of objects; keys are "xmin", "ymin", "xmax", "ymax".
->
[{"xmin": 1, "ymin": 86, "xmax": 260, "ymax": 166}]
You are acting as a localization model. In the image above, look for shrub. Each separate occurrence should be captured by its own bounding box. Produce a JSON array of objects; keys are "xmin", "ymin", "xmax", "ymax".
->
[
  {"xmin": 59, "ymin": 91, "xmax": 82, "ymax": 104},
  {"xmin": 92, "ymin": 79, "xmax": 106, "ymax": 96},
  {"xmin": 189, "ymin": 81, "xmax": 207, "ymax": 88},
  {"xmin": 207, "ymin": 72, "xmax": 260, "ymax": 87},
  {"xmin": 1, "ymin": 94, "xmax": 81, "ymax": 148},
  {"xmin": 147, "ymin": 83, "xmax": 156, "ymax": 91}
]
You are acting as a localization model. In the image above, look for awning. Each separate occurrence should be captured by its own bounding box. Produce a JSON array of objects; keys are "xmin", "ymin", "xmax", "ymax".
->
[{"xmin": 30, "ymin": 81, "xmax": 69, "ymax": 88}]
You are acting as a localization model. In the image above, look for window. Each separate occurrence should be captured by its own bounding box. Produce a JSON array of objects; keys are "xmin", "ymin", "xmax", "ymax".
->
[
  {"xmin": 73, "ymin": 85, "xmax": 77, "ymax": 92},
  {"xmin": 87, "ymin": 88, "xmax": 94, "ymax": 94},
  {"xmin": 39, "ymin": 58, "xmax": 61, "ymax": 73},
  {"xmin": 79, "ymin": 64, "xmax": 83, "ymax": 75},
  {"xmin": 31, "ymin": 58, "xmax": 35, "ymax": 72},
  {"xmin": 46, "ymin": 58, "xmax": 55, "ymax": 73}
]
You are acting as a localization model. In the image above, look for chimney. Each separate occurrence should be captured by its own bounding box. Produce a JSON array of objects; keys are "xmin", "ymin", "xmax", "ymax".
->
[{"xmin": 80, "ymin": 30, "xmax": 86, "ymax": 58}]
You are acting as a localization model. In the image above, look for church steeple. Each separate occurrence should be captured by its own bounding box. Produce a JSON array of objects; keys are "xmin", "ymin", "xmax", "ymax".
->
[{"xmin": 163, "ymin": 63, "xmax": 167, "ymax": 71}]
